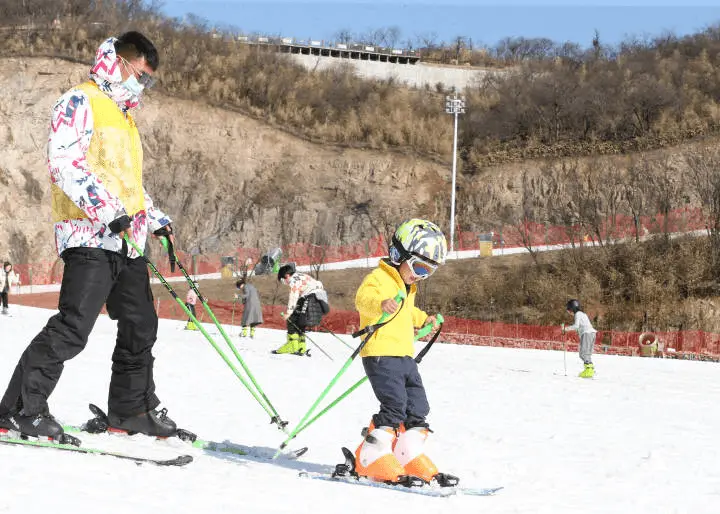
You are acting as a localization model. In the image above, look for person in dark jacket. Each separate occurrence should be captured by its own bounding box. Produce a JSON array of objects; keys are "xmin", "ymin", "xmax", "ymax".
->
[{"xmin": 235, "ymin": 278, "xmax": 263, "ymax": 338}]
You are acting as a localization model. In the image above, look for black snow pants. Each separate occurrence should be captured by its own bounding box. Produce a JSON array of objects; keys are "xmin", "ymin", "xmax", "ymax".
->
[
  {"xmin": 362, "ymin": 355, "xmax": 430, "ymax": 430},
  {"xmin": 0, "ymin": 247, "xmax": 160, "ymax": 418}
]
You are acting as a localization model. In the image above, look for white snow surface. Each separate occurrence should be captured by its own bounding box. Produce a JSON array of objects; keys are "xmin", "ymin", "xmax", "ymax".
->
[{"xmin": 0, "ymin": 305, "xmax": 718, "ymax": 514}]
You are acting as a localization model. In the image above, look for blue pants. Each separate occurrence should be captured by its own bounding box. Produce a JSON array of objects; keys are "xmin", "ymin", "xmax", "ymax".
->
[{"xmin": 362, "ymin": 356, "xmax": 430, "ymax": 430}]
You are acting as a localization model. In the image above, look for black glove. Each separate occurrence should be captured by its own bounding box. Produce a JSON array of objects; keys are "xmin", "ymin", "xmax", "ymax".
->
[
  {"xmin": 153, "ymin": 224, "xmax": 173, "ymax": 238},
  {"xmin": 108, "ymin": 214, "xmax": 132, "ymax": 234},
  {"xmin": 154, "ymin": 224, "xmax": 176, "ymax": 272}
]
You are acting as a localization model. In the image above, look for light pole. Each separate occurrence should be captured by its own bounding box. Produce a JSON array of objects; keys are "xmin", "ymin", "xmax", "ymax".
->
[{"xmin": 445, "ymin": 94, "xmax": 465, "ymax": 255}]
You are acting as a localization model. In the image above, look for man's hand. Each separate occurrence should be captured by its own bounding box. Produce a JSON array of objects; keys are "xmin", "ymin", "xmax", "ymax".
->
[
  {"xmin": 153, "ymin": 224, "xmax": 175, "ymax": 246},
  {"xmin": 108, "ymin": 214, "xmax": 133, "ymax": 250},
  {"xmin": 108, "ymin": 214, "xmax": 132, "ymax": 240},
  {"xmin": 153, "ymin": 224, "xmax": 176, "ymax": 271},
  {"xmin": 381, "ymin": 297, "xmax": 400, "ymax": 315},
  {"xmin": 425, "ymin": 315, "xmax": 438, "ymax": 328}
]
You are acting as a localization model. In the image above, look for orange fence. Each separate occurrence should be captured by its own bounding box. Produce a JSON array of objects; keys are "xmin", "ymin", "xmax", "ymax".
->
[
  {"xmin": 155, "ymin": 298, "xmax": 720, "ymax": 362},
  {"xmin": 10, "ymin": 291, "xmax": 720, "ymax": 361},
  {"xmin": 10, "ymin": 206, "xmax": 712, "ymax": 287}
]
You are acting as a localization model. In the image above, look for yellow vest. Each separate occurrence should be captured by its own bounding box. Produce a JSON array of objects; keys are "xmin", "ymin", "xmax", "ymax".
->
[
  {"xmin": 51, "ymin": 81, "xmax": 145, "ymax": 222},
  {"xmin": 356, "ymin": 261, "xmax": 428, "ymax": 358}
]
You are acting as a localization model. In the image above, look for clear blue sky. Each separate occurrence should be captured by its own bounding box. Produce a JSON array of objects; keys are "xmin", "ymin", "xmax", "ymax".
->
[{"xmin": 160, "ymin": 1, "xmax": 719, "ymax": 48}]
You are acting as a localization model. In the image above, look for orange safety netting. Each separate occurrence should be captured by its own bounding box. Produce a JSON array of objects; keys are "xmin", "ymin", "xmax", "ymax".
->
[
  {"xmin": 10, "ymin": 206, "xmax": 714, "ymax": 287},
  {"xmin": 11, "ymin": 293, "xmax": 720, "ymax": 360}
]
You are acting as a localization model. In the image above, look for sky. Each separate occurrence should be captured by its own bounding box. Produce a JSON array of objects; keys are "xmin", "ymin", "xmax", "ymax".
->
[{"xmin": 160, "ymin": 0, "xmax": 720, "ymax": 49}]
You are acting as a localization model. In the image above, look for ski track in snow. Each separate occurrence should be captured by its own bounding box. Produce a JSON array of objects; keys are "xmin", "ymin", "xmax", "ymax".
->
[{"xmin": 1, "ymin": 305, "xmax": 718, "ymax": 514}]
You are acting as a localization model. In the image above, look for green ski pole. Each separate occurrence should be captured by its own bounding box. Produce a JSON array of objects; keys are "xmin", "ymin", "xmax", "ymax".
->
[
  {"xmin": 275, "ymin": 290, "xmax": 406, "ymax": 456},
  {"xmin": 289, "ymin": 314, "xmax": 444, "ymax": 440},
  {"xmin": 158, "ymin": 237, "xmax": 288, "ymax": 430},
  {"xmin": 126, "ymin": 236, "xmax": 282, "ymax": 426}
]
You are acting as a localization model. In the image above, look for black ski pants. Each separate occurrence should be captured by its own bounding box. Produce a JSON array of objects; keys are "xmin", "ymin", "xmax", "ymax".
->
[
  {"xmin": 362, "ymin": 355, "xmax": 430, "ymax": 430},
  {"xmin": 0, "ymin": 291, "xmax": 7, "ymax": 309},
  {"xmin": 0, "ymin": 247, "xmax": 160, "ymax": 418}
]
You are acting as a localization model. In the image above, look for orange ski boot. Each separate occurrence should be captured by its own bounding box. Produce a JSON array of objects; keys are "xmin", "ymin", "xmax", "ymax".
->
[{"xmin": 354, "ymin": 423, "xmax": 406, "ymax": 483}]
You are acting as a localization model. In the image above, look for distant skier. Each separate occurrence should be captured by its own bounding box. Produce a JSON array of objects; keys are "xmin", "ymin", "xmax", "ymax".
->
[
  {"xmin": 185, "ymin": 283, "xmax": 199, "ymax": 331},
  {"xmin": 272, "ymin": 263, "xmax": 329, "ymax": 356},
  {"xmin": 0, "ymin": 261, "xmax": 21, "ymax": 315},
  {"xmin": 235, "ymin": 278, "xmax": 263, "ymax": 338},
  {"xmin": 562, "ymin": 299, "xmax": 597, "ymax": 378},
  {"xmin": 352, "ymin": 219, "xmax": 453, "ymax": 485}
]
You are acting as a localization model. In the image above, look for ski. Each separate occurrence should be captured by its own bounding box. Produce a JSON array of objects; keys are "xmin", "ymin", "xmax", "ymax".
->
[
  {"xmin": 299, "ymin": 446, "xmax": 502, "ymax": 497},
  {"xmin": 62, "ymin": 404, "xmax": 308, "ymax": 461},
  {"xmin": 298, "ymin": 471, "xmax": 503, "ymax": 497},
  {"xmin": 0, "ymin": 431, "xmax": 192, "ymax": 467}
]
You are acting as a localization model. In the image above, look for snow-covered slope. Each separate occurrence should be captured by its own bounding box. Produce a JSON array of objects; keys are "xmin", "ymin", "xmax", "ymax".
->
[{"xmin": 1, "ymin": 305, "xmax": 717, "ymax": 514}]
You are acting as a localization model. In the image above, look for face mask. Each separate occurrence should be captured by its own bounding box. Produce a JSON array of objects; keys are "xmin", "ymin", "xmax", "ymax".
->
[{"xmin": 122, "ymin": 75, "xmax": 145, "ymax": 97}]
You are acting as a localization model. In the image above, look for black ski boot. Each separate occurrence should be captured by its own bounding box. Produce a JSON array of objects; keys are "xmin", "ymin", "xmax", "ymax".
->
[
  {"xmin": 107, "ymin": 408, "xmax": 177, "ymax": 438},
  {"xmin": 0, "ymin": 411, "xmax": 64, "ymax": 439}
]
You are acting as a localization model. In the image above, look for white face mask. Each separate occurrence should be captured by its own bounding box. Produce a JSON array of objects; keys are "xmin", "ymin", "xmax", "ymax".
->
[{"xmin": 122, "ymin": 75, "xmax": 145, "ymax": 97}]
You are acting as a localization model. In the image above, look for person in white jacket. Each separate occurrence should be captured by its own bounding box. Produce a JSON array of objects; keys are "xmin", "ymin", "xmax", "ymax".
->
[
  {"xmin": 562, "ymin": 299, "xmax": 597, "ymax": 378},
  {"xmin": 272, "ymin": 263, "xmax": 329, "ymax": 356},
  {"xmin": 0, "ymin": 32, "xmax": 178, "ymax": 441},
  {"xmin": 0, "ymin": 261, "xmax": 21, "ymax": 315}
]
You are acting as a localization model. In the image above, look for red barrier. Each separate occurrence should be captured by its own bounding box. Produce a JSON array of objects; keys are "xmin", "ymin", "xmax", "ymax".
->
[
  {"xmin": 11, "ymin": 292, "xmax": 720, "ymax": 360},
  {"xmin": 10, "ymin": 206, "xmax": 714, "ymax": 287}
]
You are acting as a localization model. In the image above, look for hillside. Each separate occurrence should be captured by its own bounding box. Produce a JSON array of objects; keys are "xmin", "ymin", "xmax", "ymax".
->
[{"xmin": 0, "ymin": 56, "xmax": 453, "ymax": 264}]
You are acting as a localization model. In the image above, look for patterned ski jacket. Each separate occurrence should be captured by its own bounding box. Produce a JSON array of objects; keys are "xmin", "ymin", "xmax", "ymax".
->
[
  {"xmin": 48, "ymin": 37, "xmax": 170, "ymax": 258},
  {"xmin": 355, "ymin": 259, "xmax": 428, "ymax": 358},
  {"xmin": 285, "ymin": 273, "xmax": 325, "ymax": 316}
]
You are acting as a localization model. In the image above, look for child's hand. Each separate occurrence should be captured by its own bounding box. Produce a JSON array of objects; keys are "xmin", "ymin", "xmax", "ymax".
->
[
  {"xmin": 425, "ymin": 315, "xmax": 438, "ymax": 328},
  {"xmin": 381, "ymin": 297, "xmax": 400, "ymax": 315}
]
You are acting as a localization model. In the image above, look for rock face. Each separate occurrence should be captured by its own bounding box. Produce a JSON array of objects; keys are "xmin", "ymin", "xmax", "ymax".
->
[{"xmin": 0, "ymin": 57, "xmax": 456, "ymax": 264}]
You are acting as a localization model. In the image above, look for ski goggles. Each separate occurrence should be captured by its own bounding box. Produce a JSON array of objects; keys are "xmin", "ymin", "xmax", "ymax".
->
[
  {"xmin": 136, "ymin": 70, "xmax": 156, "ymax": 89},
  {"xmin": 121, "ymin": 57, "xmax": 156, "ymax": 89},
  {"xmin": 407, "ymin": 255, "xmax": 438, "ymax": 280}
]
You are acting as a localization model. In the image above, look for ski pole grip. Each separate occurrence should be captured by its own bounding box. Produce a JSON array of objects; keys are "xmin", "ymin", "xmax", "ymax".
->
[{"xmin": 415, "ymin": 313, "xmax": 445, "ymax": 340}]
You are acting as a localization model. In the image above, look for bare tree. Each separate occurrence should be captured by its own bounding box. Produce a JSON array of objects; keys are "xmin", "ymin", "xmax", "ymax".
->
[
  {"xmin": 646, "ymin": 155, "xmax": 684, "ymax": 241},
  {"xmin": 684, "ymin": 145, "xmax": 720, "ymax": 270},
  {"xmin": 333, "ymin": 29, "xmax": 353, "ymax": 44},
  {"xmin": 624, "ymin": 156, "xmax": 653, "ymax": 243}
]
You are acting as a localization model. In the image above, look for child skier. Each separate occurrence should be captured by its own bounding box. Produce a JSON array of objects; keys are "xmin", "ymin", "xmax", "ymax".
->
[
  {"xmin": 0, "ymin": 262, "xmax": 20, "ymax": 315},
  {"xmin": 562, "ymin": 299, "xmax": 597, "ymax": 378},
  {"xmin": 352, "ymin": 219, "xmax": 449, "ymax": 485},
  {"xmin": 235, "ymin": 278, "xmax": 263, "ymax": 338},
  {"xmin": 185, "ymin": 283, "xmax": 199, "ymax": 331},
  {"xmin": 272, "ymin": 263, "xmax": 329, "ymax": 356}
]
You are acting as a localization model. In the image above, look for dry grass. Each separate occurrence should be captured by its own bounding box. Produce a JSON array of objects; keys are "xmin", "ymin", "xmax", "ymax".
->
[{"xmin": 154, "ymin": 234, "xmax": 720, "ymax": 333}]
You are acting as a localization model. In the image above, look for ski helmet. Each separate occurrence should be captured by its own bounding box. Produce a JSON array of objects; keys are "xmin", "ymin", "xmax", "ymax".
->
[
  {"xmin": 389, "ymin": 219, "xmax": 447, "ymax": 265},
  {"xmin": 566, "ymin": 299, "xmax": 581, "ymax": 313},
  {"xmin": 277, "ymin": 262, "xmax": 297, "ymax": 282}
]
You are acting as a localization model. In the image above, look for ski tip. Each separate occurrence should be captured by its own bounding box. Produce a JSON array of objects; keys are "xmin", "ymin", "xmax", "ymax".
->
[{"xmin": 171, "ymin": 455, "xmax": 194, "ymax": 466}]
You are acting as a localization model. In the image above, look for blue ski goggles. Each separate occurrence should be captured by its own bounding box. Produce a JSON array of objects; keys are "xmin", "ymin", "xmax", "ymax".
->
[{"xmin": 407, "ymin": 255, "xmax": 438, "ymax": 280}]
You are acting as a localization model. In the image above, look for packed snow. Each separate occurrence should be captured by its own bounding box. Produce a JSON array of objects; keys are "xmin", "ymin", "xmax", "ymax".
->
[{"xmin": 0, "ymin": 304, "xmax": 717, "ymax": 514}]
